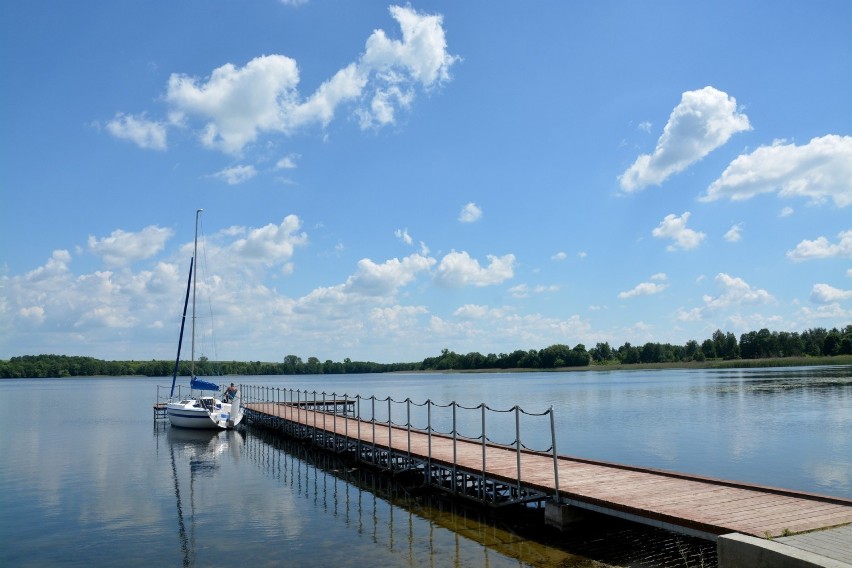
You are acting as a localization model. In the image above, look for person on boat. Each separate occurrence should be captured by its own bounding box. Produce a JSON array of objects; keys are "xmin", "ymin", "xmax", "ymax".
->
[{"xmin": 224, "ymin": 383, "xmax": 238, "ymax": 402}]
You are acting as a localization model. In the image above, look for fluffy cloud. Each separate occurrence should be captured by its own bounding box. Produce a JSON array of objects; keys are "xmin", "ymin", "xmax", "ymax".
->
[
  {"xmin": 167, "ymin": 54, "xmax": 301, "ymax": 154},
  {"xmin": 619, "ymin": 86, "xmax": 750, "ymax": 191},
  {"xmin": 394, "ymin": 228, "xmax": 413, "ymax": 245},
  {"xmin": 810, "ymin": 284, "xmax": 852, "ymax": 304},
  {"xmin": 618, "ymin": 273, "xmax": 668, "ymax": 299},
  {"xmin": 275, "ymin": 154, "xmax": 299, "ymax": 169},
  {"xmin": 212, "ymin": 165, "xmax": 258, "ymax": 185},
  {"xmin": 114, "ymin": 5, "xmax": 457, "ymax": 154},
  {"xmin": 652, "ymin": 212, "xmax": 706, "ymax": 251},
  {"xmin": 229, "ymin": 215, "xmax": 308, "ymax": 265},
  {"xmin": 106, "ymin": 113, "xmax": 167, "ymax": 150},
  {"xmin": 434, "ymin": 251, "xmax": 515, "ymax": 288},
  {"xmin": 701, "ymin": 135, "xmax": 852, "ymax": 207},
  {"xmin": 509, "ymin": 284, "xmax": 559, "ymax": 298},
  {"xmin": 724, "ymin": 223, "xmax": 743, "ymax": 243},
  {"xmin": 88, "ymin": 226, "xmax": 174, "ymax": 268},
  {"xmin": 344, "ymin": 254, "xmax": 435, "ymax": 296},
  {"xmin": 786, "ymin": 230, "xmax": 852, "ymax": 261},
  {"xmin": 677, "ymin": 273, "xmax": 774, "ymax": 322},
  {"xmin": 458, "ymin": 202, "xmax": 483, "ymax": 223}
]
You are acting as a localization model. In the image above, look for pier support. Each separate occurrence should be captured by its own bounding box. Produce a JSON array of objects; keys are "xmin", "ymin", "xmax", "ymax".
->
[{"xmin": 544, "ymin": 501, "xmax": 586, "ymax": 530}]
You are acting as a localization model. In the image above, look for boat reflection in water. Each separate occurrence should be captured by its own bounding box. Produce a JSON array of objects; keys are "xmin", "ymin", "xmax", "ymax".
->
[{"xmin": 167, "ymin": 428, "xmax": 244, "ymax": 568}]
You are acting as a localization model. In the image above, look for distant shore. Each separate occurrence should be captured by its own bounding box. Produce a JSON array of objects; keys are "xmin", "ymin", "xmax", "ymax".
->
[{"xmin": 396, "ymin": 355, "xmax": 852, "ymax": 374}]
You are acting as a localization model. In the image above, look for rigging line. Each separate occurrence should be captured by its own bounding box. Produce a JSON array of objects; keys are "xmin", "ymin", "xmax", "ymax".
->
[{"xmin": 196, "ymin": 215, "xmax": 221, "ymax": 367}]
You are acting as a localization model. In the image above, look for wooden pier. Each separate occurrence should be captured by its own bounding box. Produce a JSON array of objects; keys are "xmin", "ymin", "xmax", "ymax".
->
[{"xmin": 239, "ymin": 387, "xmax": 852, "ymax": 549}]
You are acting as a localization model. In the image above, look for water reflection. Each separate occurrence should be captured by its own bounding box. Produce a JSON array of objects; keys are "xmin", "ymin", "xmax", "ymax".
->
[
  {"xmin": 241, "ymin": 425, "xmax": 717, "ymax": 568},
  {"xmin": 167, "ymin": 429, "xmax": 244, "ymax": 567}
]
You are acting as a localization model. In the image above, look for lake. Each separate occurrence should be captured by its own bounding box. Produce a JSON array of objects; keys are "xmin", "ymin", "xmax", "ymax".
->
[{"xmin": 1, "ymin": 366, "xmax": 849, "ymax": 567}]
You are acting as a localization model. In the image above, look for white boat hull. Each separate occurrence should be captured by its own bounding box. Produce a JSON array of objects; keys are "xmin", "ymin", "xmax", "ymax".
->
[{"xmin": 166, "ymin": 396, "xmax": 243, "ymax": 430}]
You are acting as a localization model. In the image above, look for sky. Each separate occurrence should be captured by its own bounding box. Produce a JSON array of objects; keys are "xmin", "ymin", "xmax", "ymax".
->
[{"xmin": 2, "ymin": 1, "xmax": 851, "ymax": 364}]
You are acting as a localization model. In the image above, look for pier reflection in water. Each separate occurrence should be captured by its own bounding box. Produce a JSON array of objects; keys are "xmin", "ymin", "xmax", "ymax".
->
[{"xmin": 241, "ymin": 425, "xmax": 716, "ymax": 568}]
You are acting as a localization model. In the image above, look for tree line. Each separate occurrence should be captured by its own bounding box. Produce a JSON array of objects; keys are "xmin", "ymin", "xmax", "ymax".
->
[{"xmin": 1, "ymin": 325, "xmax": 850, "ymax": 379}]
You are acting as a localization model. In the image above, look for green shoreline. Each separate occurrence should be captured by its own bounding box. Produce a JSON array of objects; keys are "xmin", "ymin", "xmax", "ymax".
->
[{"xmin": 405, "ymin": 355, "xmax": 852, "ymax": 374}]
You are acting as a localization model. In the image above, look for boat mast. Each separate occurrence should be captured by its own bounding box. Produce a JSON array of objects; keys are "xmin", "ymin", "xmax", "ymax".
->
[{"xmin": 191, "ymin": 208, "xmax": 202, "ymax": 378}]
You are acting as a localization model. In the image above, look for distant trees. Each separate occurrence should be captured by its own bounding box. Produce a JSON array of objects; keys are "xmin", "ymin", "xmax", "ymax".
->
[{"xmin": 1, "ymin": 326, "xmax": 850, "ymax": 379}]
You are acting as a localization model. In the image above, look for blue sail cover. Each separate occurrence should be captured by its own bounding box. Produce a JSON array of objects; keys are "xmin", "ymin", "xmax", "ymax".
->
[{"xmin": 190, "ymin": 377, "xmax": 220, "ymax": 391}]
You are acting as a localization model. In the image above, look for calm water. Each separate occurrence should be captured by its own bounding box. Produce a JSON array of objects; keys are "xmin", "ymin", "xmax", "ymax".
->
[{"xmin": 1, "ymin": 366, "xmax": 849, "ymax": 567}]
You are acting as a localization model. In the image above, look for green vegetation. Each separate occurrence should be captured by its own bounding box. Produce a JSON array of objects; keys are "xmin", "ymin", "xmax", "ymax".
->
[{"xmin": 1, "ymin": 326, "xmax": 850, "ymax": 379}]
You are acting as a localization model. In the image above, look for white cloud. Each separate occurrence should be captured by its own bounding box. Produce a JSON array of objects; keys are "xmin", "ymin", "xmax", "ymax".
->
[
  {"xmin": 88, "ymin": 226, "xmax": 173, "ymax": 268},
  {"xmin": 125, "ymin": 5, "xmax": 457, "ymax": 155},
  {"xmin": 434, "ymin": 251, "xmax": 514, "ymax": 288},
  {"xmin": 701, "ymin": 135, "xmax": 852, "ymax": 207},
  {"xmin": 344, "ymin": 253, "xmax": 435, "ymax": 296},
  {"xmin": 24, "ymin": 249, "xmax": 72, "ymax": 281},
  {"xmin": 779, "ymin": 206, "xmax": 794, "ymax": 218},
  {"xmin": 551, "ymin": 251, "xmax": 567, "ymax": 261},
  {"xmin": 212, "ymin": 165, "xmax": 258, "ymax": 185},
  {"xmin": 796, "ymin": 303, "xmax": 852, "ymax": 323},
  {"xmin": 678, "ymin": 273, "xmax": 774, "ymax": 322},
  {"xmin": 619, "ymin": 274, "xmax": 668, "ymax": 299},
  {"xmin": 786, "ymin": 230, "xmax": 852, "ymax": 261},
  {"xmin": 652, "ymin": 212, "xmax": 706, "ymax": 251},
  {"xmin": 395, "ymin": 228, "xmax": 413, "ymax": 245},
  {"xmin": 509, "ymin": 283, "xmax": 559, "ymax": 298},
  {"xmin": 459, "ymin": 202, "xmax": 482, "ymax": 223},
  {"xmin": 369, "ymin": 305, "xmax": 428, "ymax": 331},
  {"xmin": 229, "ymin": 215, "xmax": 308, "ymax": 265},
  {"xmin": 724, "ymin": 223, "xmax": 743, "ymax": 243},
  {"xmin": 706, "ymin": 273, "xmax": 774, "ymax": 309},
  {"xmin": 106, "ymin": 113, "xmax": 167, "ymax": 150},
  {"xmin": 167, "ymin": 55, "xmax": 301, "ymax": 154},
  {"xmin": 619, "ymin": 86, "xmax": 750, "ymax": 191},
  {"xmin": 810, "ymin": 284, "xmax": 852, "ymax": 304},
  {"xmin": 275, "ymin": 153, "xmax": 299, "ymax": 169},
  {"xmin": 453, "ymin": 304, "xmax": 492, "ymax": 319}
]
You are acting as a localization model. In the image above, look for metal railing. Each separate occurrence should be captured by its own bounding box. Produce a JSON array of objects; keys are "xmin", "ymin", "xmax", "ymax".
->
[{"xmin": 241, "ymin": 385, "xmax": 560, "ymax": 503}]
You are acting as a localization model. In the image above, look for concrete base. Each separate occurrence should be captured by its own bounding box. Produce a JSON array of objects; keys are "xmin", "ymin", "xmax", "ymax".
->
[
  {"xmin": 717, "ymin": 533, "xmax": 851, "ymax": 568},
  {"xmin": 544, "ymin": 501, "xmax": 586, "ymax": 530}
]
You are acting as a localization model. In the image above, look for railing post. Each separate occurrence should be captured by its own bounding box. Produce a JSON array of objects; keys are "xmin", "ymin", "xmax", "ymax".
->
[
  {"xmin": 322, "ymin": 391, "xmax": 327, "ymax": 439},
  {"xmin": 452, "ymin": 401, "xmax": 457, "ymax": 494},
  {"xmin": 331, "ymin": 391, "xmax": 337, "ymax": 451},
  {"xmin": 371, "ymin": 396, "xmax": 376, "ymax": 462},
  {"xmin": 426, "ymin": 400, "xmax": 432, "ymax": 486},
  {"xmin": 343, "ymin": 393, "xmax": 349, "ymax": 444},
  {"xmin": 387, "ymin": 397, "xmax": 393, "ymax": 470},
  {"xmin": 481, "ymin": 403, "xmax": 487, "ymax": 502},
  {"xmin": 406, "ymin": 398, "xmax": 412, "ymax": 462},
  {"xmin": 515, "ymin": 405, "xmax": 522, "ymax": 499},
  {"xmin": 550, "ymin": 406, "xmax": 560, "ymax": 502}
]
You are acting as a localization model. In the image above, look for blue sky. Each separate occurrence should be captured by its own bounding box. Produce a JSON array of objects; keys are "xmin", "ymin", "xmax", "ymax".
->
[{"xmin": 2, "ymin": 1, "xmax": 850, "ymax": 363}]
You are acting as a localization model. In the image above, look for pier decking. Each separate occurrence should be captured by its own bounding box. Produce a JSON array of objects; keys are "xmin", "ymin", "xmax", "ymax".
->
[{"xmin": 241, "ymin": 393, "xmax": 852, "ymax": 544}]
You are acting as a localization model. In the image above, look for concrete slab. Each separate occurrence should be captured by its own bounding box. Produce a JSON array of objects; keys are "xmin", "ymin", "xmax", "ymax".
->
[{"xmin": 718, "ymin": 532, "xmax": 852, "ymax": 568}]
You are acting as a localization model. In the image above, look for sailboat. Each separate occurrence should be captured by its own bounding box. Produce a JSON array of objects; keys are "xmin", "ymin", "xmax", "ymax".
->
[{"xmin": 166, "ymin": 209, "xmax": 243, "ymax": 430}]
